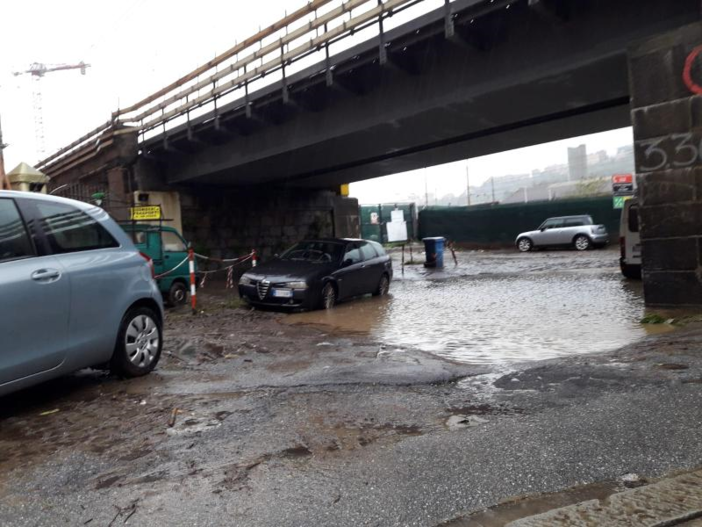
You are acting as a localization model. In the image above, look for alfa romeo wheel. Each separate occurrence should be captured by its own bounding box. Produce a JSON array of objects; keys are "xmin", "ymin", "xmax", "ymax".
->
[
  {"xmin": 517, "ymin": 238, "xmax": 533, "ymax": 253},
  {"xmin": 574, "ymin": 235, "xmax": 592, "ymax": 251},
  {"xmin": 321, "ymin": 283, "xmax": 337, "ymax": 310},
  {"xmin": 110, "ymin": 307, "xmax": 162, "ymax": 377},
  {"xmin": 373, "ymin": 274, "xmax": 390, "ymax": 297}
]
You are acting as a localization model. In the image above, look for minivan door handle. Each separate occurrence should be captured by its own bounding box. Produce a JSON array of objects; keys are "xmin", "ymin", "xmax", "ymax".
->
[{"xmin": 31, "ymin": 269, "xmax": 61, "ymax": 282}]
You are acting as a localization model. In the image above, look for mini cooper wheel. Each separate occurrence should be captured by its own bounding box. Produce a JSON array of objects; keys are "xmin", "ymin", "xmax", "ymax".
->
[
  {"xmin": 574, "ymin": 235, "xmax": 592, "ymax": 251},
  {"xmin": 517, "ymin": 238, "xmax": 533, "ymax": 252}
]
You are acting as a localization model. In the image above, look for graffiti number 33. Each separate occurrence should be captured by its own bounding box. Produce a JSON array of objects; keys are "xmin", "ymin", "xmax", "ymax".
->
[{"xmin": 640, "ymin": 134, "xmax": 700, "ymax": 172}]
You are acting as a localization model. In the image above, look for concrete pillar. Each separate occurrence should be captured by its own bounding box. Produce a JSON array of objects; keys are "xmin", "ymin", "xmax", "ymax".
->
[
  {"xmin": 629, "ymin": 22, "xmax": 702, "ymax": 306},
  {"xmin": 107, "ymin": 167, "xmax": 130, "ymax": 221},
  {"xmin": 333, "ymin": 196, "xmax": 361, "ymax": 238}
]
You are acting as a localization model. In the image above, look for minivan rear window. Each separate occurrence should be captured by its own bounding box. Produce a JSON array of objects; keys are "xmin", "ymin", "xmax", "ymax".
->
[{"xmin": 0, "ymin": 199, "xmax": 34, "ymax": 263}]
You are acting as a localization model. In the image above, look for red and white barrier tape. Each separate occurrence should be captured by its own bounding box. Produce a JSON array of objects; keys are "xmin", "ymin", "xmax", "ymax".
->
[
  {"xmin": 151, "ymin": 250, "xmax": 257, "ymax": 311},
  {"xmin": 194, "ymin": 252, "xmax": 254, "ymax": 264},
  {"xmin": 154, "ymin": 255, "xmax": 190, "ymax": 279}
]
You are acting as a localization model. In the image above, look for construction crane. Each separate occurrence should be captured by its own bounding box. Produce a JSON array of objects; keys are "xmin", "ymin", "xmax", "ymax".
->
[{"xmin": 13, "ymin": 61, "xmax": 90, "ymax": 158}]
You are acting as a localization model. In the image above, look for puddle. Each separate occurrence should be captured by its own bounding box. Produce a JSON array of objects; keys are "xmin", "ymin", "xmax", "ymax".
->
[
  {"xmin": 287, "ymin": 271, "xmax": 651, "ymax": 364},
  {"xmin": 283, "ymin": 249, "xmax": 702, "ymax": 365}
]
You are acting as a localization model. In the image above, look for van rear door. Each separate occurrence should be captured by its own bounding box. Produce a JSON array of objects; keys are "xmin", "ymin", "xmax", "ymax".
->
[{"xmin": 623, "ymin": 202, "xmax": 641, "ymax": 265}]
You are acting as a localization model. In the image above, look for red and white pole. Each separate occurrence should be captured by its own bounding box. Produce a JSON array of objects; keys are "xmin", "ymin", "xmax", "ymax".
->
[
  {"xmin": 252, "ymin": 249, "xmax": 257, "ymax": 268},
  {"xmin": 188, "ymin": 248, "xmax": 197, "ymax": 314}
]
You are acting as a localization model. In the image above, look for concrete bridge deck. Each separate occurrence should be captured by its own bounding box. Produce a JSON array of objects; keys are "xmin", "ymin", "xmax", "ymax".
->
[{"xmin": 137, "ymin": 0, "xmax": 698, "ymax": 189}]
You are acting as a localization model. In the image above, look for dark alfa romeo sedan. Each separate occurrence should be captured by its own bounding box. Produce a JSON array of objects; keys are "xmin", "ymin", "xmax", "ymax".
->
[{"xmin": 238, "ymin": 239, "xmax": 393, "ymax": 310}]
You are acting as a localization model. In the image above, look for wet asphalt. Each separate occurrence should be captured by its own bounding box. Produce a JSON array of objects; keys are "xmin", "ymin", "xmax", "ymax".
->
[{"xmin": 2, "ymin": 248, "xmax": 702, "ymax": 526}]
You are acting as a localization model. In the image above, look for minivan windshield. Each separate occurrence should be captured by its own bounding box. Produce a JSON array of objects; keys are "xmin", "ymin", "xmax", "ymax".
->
[{"xmin": 280, "ymin": 241, "xmax": 344, "ymax": 263}]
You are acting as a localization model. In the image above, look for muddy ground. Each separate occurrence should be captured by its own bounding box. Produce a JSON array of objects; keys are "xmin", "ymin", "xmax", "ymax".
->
[{"xmin": 2, "ymin": 249, "xmax": 702, "ymax": 526}]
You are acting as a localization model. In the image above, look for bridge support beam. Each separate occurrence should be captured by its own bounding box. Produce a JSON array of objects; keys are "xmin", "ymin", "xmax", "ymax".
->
[{"xmin": 629, "ymin": 22, "xmax": 702, "ymax": 306}]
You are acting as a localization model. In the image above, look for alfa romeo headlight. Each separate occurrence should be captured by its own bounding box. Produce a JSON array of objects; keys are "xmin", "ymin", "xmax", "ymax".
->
[{"xmin": 287, "ymin": 281, "xmax": 308, "ymax": 290}]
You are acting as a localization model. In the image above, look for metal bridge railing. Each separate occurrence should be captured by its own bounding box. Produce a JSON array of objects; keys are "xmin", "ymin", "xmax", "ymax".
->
[{"xmin": 37, "ymin": 0, "xmax": 460, "ymax": 173}]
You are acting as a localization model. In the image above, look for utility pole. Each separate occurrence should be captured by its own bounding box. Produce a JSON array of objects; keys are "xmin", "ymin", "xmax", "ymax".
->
[
  {"xmin": 465, "ymin": 164, "xmax": 471, "ymax": 206},
  {"xmin": 491, "ymin": 176, "xmax": 496, "ymax": 203},
  {"xmin": 0, "ymin": 115, "xmax": 9, "ymax": 190},
  {"xmin": 424, "ymin": 168, "xmax": 429, "ymax": 208}
]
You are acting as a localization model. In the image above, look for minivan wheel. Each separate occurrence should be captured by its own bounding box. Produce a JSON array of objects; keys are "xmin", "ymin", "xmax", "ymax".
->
[
  {"xmin": 110, "ymin": 307, "xmax": 162, "ymax": 378},
  {"xmin": 321, "ymin": 283, "xmax": 337, "ymax": 310},
  {"xmin": 574, "ymin": 235, "xmax": 592, "ymax": 251},
  {"xmin": 517, "ymin": 238, "xmax": 533, "ymax": 252},
  {"xmin": 168, "ymin": 281, "xmax": 188, "ymax": 307},
  {"xmin": 373, "ymin": 274, "xmax": 390, "ymax": 297}
]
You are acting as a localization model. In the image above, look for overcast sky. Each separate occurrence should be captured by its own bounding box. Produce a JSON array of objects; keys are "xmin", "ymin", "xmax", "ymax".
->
[
  {"xmin": 351, "ymin": 126, "xmax": 634, "ymax": 204},
  {"xmin": 1, "ymin": 0, "xmax": 633, "ymax": 200}
]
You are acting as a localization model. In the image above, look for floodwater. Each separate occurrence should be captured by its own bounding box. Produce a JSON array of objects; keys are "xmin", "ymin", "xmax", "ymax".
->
[{"xmin": 286, "ymin": 249, "xmax": 662, "ymax": 364}]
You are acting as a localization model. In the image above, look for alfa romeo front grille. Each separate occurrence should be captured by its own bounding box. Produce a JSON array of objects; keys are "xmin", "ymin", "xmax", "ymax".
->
[{"xmin": 257, "ymin": 280, "xmax": 270, "ymax": 299}]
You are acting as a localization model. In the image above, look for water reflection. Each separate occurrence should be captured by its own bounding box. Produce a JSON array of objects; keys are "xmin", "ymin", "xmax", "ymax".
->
[{"xmin": 287, "ymin": 272, "xmax": 651, "ymax": 364}]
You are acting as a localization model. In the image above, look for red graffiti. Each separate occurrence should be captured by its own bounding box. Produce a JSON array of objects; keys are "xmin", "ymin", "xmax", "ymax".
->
[{"xmin": 683, "ymin": 45, "xmax": 702, "ymax": 95}]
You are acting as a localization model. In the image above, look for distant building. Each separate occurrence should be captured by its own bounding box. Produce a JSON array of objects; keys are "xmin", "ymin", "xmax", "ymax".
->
[
  {"xmin": 587, "ymin": 150, "xmax": 608, "ymax": 165},
  {"xmin": 502, "ymin": 177, "xmax": 612, "ymax": 204},
  {"xmin": 568, "ymin": 144, "xmax": 587, "ymax": 181}
]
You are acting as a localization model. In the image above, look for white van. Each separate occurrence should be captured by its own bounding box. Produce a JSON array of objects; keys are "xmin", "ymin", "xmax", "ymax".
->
[{"xmin": 620, "ymin": 198, "xmax": 641, "ymax": 279}]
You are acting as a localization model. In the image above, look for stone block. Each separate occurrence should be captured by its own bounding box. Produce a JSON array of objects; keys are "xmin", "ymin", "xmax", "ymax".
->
[
  {"xmin": 628, "ymin": 46, "xmax": 689, "ymax": 108},
  {"xmin": 628, "ymin": 22, "xmax": 702, "ymax": 108},
  {"xmin": 644, "ymin": 270, "xmax": 702, "ymax": 306},
  {"xmin": 640, "ymin": 202, "xmax": 702, "ymax": 239},
  {"xmin": 632, "ymin": 98, "xmax": 692, "ymax": 141},
  {"xmin": 642, "ymin": 238, "xmax": 699, "ymax": 271},
  {"xmin": 638, "ymin": 168, "xmax": 698, "ymax": 207},
  {"xmin": 634, "ymin": 131, "xmax": 702, "ymax": 174},
  {"xmin": 691, "ymin": 96, "xmax": 702, "ymax": 131}
]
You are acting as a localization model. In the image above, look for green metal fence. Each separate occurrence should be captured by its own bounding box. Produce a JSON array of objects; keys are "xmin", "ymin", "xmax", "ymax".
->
[
  {"xmin": 360, "ymin": 203, "xmax": 417, "ymax": 243},
  {"xmin": 418, "ymin": 197, "xmax": 621, "ymax": 245}
]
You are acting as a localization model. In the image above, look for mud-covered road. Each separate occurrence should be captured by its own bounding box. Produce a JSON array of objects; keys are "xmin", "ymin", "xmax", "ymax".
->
[{"xmin": 2, "ymin": 249, "xmax": 702, "ymax": 526}]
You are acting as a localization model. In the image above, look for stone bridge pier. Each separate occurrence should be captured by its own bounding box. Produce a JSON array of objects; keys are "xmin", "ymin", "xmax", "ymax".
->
[{"xmin": 629, "ymin": 21, "xmax": 702, "ymax": 306}]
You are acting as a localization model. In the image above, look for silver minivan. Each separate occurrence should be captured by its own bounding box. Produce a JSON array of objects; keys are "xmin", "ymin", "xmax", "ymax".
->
[{"xmin": 0, "ymin": 191, "xmax": 164, "ymax": 397}]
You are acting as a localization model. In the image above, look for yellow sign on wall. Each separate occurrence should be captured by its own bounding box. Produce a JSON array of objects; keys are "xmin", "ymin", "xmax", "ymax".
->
[
  {"xmin": 130, "ymin": 206, "xmax": 162, "ymax": 221},
  {"xmin": 340, "ymin": 184, "xmax": 350, "ymax": 197}
]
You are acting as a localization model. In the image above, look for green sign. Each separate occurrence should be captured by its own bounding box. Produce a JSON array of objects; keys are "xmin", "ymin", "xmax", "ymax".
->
[{"xmin": 613, "ymin": 195, "xmax": 633, "ymax": 209}]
